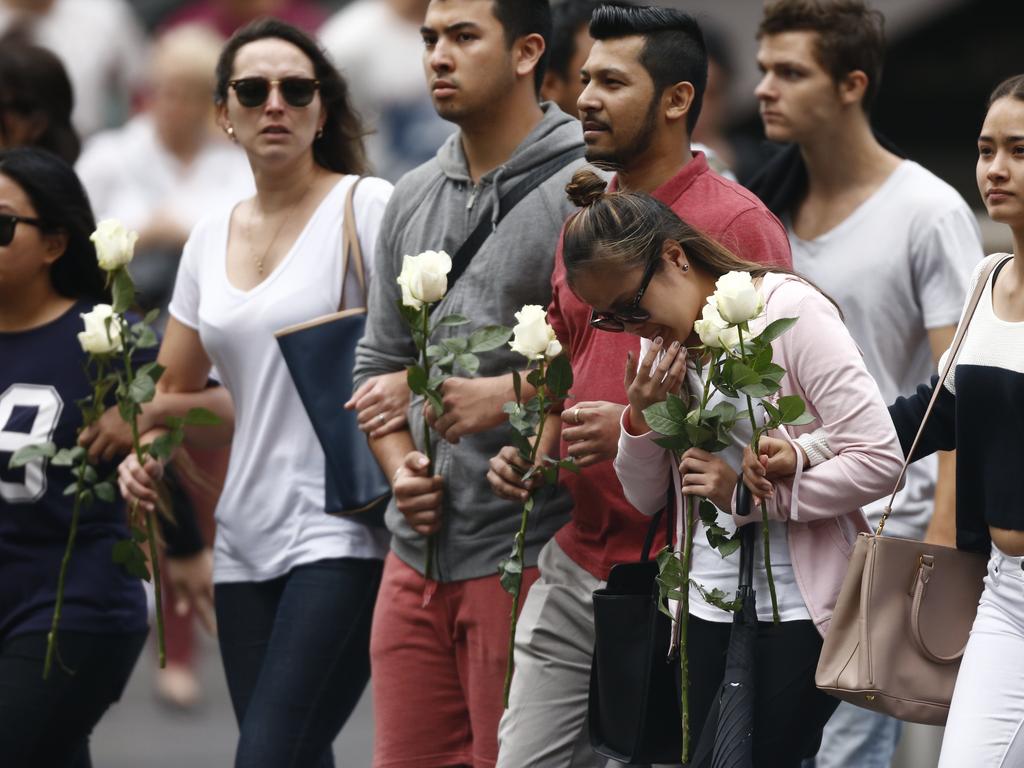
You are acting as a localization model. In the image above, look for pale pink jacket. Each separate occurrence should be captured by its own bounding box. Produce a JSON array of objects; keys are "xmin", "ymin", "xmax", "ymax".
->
[{"xmin": 614, "ymin": 274, "xmax": 904, "ymax": 636}]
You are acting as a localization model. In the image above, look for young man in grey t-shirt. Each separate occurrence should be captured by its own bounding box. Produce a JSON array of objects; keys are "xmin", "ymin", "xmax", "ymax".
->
[{"xmin": 749, "ymin": 1, "xmax": 983, "ymax": 766}]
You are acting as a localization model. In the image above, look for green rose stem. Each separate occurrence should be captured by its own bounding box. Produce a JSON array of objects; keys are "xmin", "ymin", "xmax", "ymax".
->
[
  {"xmin": 502, "ymin": 359, "xmax": 549, "ymax": 708},
  {"xmin": 420, "ymin": 306, "xmax": 438, "ymax": 581},
  {"xmin": 736, "ymin": 324, "xmax": 780, "ymax": 624},
  {"xmin": 119, "ymin": 322, "xmax": 166, "ymax": 667},
  {"xmin": 43, "ymin": 372, "xmax": 106, "ymax": 679}
]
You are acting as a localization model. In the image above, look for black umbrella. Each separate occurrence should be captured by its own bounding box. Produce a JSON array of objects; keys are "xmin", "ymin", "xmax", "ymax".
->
[{"xmin": 689, "ymin": 485, "xmax": 757, "ymax": 768}]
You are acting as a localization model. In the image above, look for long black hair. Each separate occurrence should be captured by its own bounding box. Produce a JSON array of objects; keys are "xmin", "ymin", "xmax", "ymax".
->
[
  {"xmin": 0, "ymin": 147, "xmax": 107, "ymax": 303},
  {"xmin": 214, "ymin": 18, "xmax": 367, "ymax": 175}
]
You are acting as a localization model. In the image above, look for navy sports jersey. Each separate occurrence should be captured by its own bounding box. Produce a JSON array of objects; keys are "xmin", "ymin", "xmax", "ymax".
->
[{"xmin": 0, "ymin": 300, "xmax": 147, "ymax": 640}]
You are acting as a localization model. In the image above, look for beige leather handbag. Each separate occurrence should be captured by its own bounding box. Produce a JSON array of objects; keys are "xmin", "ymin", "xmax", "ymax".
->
[{"xmin": 814, "ymin": 258, "xmax": 1002, "ymax": 726}]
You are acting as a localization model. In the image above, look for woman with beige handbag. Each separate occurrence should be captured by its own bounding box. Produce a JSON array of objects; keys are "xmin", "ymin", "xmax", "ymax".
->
[{"xmin": 744, "ymin": 74, "xmax": 1024, "ymax": 767}]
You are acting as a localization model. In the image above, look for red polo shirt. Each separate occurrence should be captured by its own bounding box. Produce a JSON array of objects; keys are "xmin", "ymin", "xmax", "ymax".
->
[{"xmin": 549, "ymin": 151, "xmax": 793, "ymax": 580}]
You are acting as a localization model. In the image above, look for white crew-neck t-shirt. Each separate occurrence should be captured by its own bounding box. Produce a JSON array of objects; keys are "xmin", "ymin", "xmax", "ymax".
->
[
  {"xmin": 787, "ymin": 160, "xmax": 982, "ymax": 539},
  {"xmin": 169, "ymin": 175, "xmax": 392, "ymax": 583}
]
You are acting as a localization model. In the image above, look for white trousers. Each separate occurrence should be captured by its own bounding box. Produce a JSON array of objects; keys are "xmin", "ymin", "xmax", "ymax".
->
[{"xmin": 938, "ymin": 544, "xmax": 1024, "ymax": 767}]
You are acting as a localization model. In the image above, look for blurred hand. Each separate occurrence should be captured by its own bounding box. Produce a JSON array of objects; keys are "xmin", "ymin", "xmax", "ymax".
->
[
  {"xmin": 561, "ymin": 401, "xmax": 625, "ymax": 468},
  {"xmin": 393, "ymin": 451, "xmax": 444, "ymax": 536},
  {"xmin": 679, "ymin": 448, "xmax": 738, "ymax": 513},
  {"xmin": 426, "ymin": 376, "xmax": 509, "ymax": 444},
  {"xmin": 345, "ymin": 371, "xmax": 409, "ymax": 439},
  {"xmin": 166, "ymin": 548, "xmax": 216, "ymax": 635},
  {"xmin": 623, "ymin": 338, "xmax": 686, "ymax": 434},
  {"xmin": 487, "ymin": 445, "xmax": 543, "ymax": 502},
  {"xmin": 117, "ymin": 452, "xmax": 164, "ymax": 513},
  {"xmin": 79, "ymin": 404, "xmax": 145, "ymax": 464}
]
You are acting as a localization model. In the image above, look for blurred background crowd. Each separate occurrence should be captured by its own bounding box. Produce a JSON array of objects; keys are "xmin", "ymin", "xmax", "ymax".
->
[{"xmin": 0, "ymin": 0, "xmax": 1016, "ymax": 765}]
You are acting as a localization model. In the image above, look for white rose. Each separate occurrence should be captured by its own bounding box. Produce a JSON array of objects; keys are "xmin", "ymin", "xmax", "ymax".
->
[
  {"xmin": 77, "ymin": 304, "xmax": 124, "ymax": 354},
  {"xmin": 694, "ymin": 300, "xmax": 729, "ymax": 348},
  {"xmin": 90, "ymin": 219, "xmax": 138, "ymax": 271},
  {"xmin": 396, "ymin": 250, "xmax": 452, "ymax": 309},
  {"xmin": 713, "ymin": 270, "xmax": 765, "ymax": 325},
  {"xmin": 509, "ymin": 304, "xmax": 559, "ymax": 360}
]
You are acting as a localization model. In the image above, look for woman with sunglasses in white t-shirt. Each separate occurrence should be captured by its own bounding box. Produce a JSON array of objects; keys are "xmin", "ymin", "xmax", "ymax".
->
[{"xmin": 119, "ymin": 19, "xmax": 394, "ymax": 768}]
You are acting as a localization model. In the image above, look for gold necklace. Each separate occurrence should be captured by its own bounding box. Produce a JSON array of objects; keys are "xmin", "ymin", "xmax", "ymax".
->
[{"xmin": 250, "ymin": 185, "xmax": 314, "ymax": 276}]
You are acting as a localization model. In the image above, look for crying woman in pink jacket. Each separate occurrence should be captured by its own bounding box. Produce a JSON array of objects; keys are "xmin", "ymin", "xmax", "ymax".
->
[{"xmin": 560, "ymin": 168, "xmax": 903, "ymax": 765}]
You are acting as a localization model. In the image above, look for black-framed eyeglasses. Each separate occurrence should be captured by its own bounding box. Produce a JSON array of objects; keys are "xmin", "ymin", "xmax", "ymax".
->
[
  {"xmin": 0, "ymin": 213, "xmax": 43, "ymax": 247},
  {"xmin": 589, "ymin": 257, "xmax": 659, "ymax": 332},
  {"xmin": 228, "ymin": 77, "xmax": 320, "ymax": 108}
]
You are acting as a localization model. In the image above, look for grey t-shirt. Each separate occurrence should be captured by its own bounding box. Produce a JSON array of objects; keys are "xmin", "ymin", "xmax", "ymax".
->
[{"xmin": 787, "ymin": 160, "xmax": 983, "ymax": 538}]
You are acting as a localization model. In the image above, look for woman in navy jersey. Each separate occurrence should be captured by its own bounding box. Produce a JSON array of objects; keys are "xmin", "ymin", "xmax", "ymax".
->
[
  {"xmin": 747, "ymin": 75, "xmax": 1024, "ymax": 767},
  {"xmin": 0, "ymin": 147, "xmax": 148, "ymax": 767}
]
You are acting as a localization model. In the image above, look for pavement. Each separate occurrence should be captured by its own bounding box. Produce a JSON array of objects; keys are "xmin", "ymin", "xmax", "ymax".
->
[{"xmin": 91, "ymin": 633, "xmax": 374, "ymax": 767}]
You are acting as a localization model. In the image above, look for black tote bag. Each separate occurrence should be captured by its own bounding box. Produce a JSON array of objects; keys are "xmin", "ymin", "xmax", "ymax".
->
[
  {"xmin": 275, "ymin": 178, "xmax": 390, "ymax": 526},
  {"xmin": 589, "ymin": 486, "xmax": 681, "ymax": 764}
]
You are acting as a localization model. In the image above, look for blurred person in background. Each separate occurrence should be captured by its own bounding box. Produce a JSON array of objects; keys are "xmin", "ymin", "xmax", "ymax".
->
[
  {"xmin": 539, "ymin": 0, "xmax": 598, "ymax": 118},
  {"xmin": 0, "ymin": 0, "xmax": 149, "ymax": 138},
  {"xmin": 164, "ymin": 0, "xmax": 327, "ymax": 36},
  {"xmin": 77, "ymin": 23, "xmax": 253, "ymax": 320},
  {"xmin": 747, "ymin": 2, "xmax": 983, "ymax": 766},
  {"xmin": 119, "ymin": 19, "xmax": 392, "ymax": 767},
  {"xmin": 0, "ymin": 40, "xmax": 79, "ymax": 164},
  {"xmin": 319, "ymin": 0, "xmax": 453, "ymax": 181}
]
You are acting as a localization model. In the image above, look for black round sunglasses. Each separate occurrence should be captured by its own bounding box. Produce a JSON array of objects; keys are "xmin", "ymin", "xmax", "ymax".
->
[
  {"xmin": 589, "ymin": 257, "xmax": 659, "ymax": 332},
  {"xmin": 0, "ymin": 213, "xmax": 43, "ymax": 247},
  {"xmin": 228, "ymin": 77, "xmax": 320, "ymax": 109}
]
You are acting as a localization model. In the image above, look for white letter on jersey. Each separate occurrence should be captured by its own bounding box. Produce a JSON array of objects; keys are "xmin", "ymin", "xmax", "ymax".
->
[{"xmin": 0, "ymin": 384, "xmax": 63, "ymax": 503}]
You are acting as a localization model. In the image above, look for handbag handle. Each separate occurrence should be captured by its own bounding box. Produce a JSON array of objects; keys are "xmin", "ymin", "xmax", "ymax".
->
[
  {"xmin": 338, "ymin": 176, "xmax": 367, "ymax": 311},
  {"xmin": 908, "ymin": 554, "xmax": 967, "ymax": 664},
  {"xmin": 875, "ymin": 255, "xmax": 1006, "ymax": 535}
]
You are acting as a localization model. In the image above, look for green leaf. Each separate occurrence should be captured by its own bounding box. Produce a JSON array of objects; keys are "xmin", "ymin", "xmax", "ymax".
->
[
  {"xmin": 118, "ymin": 398, "xmax": 139, "ymax": 424},
  {"xmin": 684, "ymin": 421, "xmax": 713, "ymax": 447},
  {"xmin": 131, "ymin": 525, "xmax": 147, "ymax": 543},
  {"xmin": 183, "ymin": 407, "xmax": 220, "ymax": 426},
  {"xmin": 83, "ymin": 465, "xmax": 99, "ymax": 484},
  {"xmin": 8, "ymin": 442, "xmax": 56, "ymax": 468},
  {"xmin": 94, "ymin": 482, "xmax": 116, "ymax": 503},
  {"xmin": 498, "ymin": 550, "xmax": 523, "ymax": 595},
  {"xmin": 133, "ymin": 325, "xmax": 159, "ymax": 349},
  {"xmin": 739, "ymin": 381, "xmax": 778, "ymax": 399},
  {"xmin": 143, "ymin": 308, "xmax": 161, "ymax": 326},
  {"xmin": 666, "ymin": 393, "xmax": 688, "ymax": 422},
  {"xmin": 716, "ymin": 536, "xmax": 742, "ymax": 558},
  {"xmin": 148, "ymin": 432, "xmax": 177, "ymax": 461},
  {"xmin": 654, "ymin": 434, "xmax": 692, "ymax": 452},
  {"xmin": 729, "ymin": 362, "xmax": 760, "ymax": 390},
  {"xmin": 757, "ymin": 317, "xmax": 798, "ymax": 345},
  {"xmin": 643, "ymin": 401, "xmax": 682, "ymax": 436},
  {"xmin": 136, "ymin": 361, "xmax": 164, "ymax": 383},
  {"xmin": 406, "ymin": 365, "xmax": 428, "ymax": 396},
  {"xmin": 435, "ymin": 313, "xmax": 470, "ymax": 328},
  {"xmin": 777, "ymin": 395, "xmax": 809, "ymax": 425},
  {"xmin": 424, "ymin": 389, "xmax": 444, "ymax": 418},
  {"xmin": 129, "ymin": 373, "xmax": 156, "ymax": 404},
  {"xmin": 426, "ymin": 344, "xmax": 445, "ymax": 359},
  {"xmin": 454, "ymin": 353, "xmax": 479, "ymax": 375},
  {"xmin": 441, "ymin": 336, "xmax": 469, "ymax": 354},
  {"xmin": 512, "ymin": 370, "xmax": 522, "ymax": 404},
  {"xmin": 468, "ymin": 324, "xmax": 513, "ymax": 353},
  {"xmin": 699, "ymin": 499, "xmax": 718, "ymax": 525},
  {"xmin": 427, "ymin": 374, "xmax": 448, "ymax": 390},
  {"xmin": 694, "ymin": 583, "xmax": 742, "ymax": 613},
  {"xmin": 510, "ymin": 430, "xmax": 533, "ymax": 459},
  {"xmin": 544, "ymin": 354, "xmax": 573, "ymax": 397},
  {"xmin": 80, "ymin": 490, "xmax": 94, "ymax": 508},
  {"xmin": 526, "ymin": 368, "xmax": 544, "ymax": 389},
  {"xmin": 52, "ymin": 446, "xmax": 86, "ymax": 467},
  {"xmin": 708, "ymin": 401, "xmax": 738, "ymax": 425},
  {"xmin": 63, "ymin": 481, "xmax": 78, "ymax": 496},
  {"xmin": 111, "ymin": 269, "xmax": 135, "ymax": 313}
]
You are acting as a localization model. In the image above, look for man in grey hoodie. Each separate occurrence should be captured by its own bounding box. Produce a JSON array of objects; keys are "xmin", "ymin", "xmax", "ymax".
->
[{"xmin": 351, "ymin": 1, "xmax": 587, "ymax": 765}]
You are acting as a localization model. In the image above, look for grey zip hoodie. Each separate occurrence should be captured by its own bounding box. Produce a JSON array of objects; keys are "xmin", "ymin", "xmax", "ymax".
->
[{"xmin": 354, "ymin": 104, "xmax": 587, "ymax": 581}]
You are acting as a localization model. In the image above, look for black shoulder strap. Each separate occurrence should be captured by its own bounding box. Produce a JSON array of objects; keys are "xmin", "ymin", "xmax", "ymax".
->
[{"xmin": 441, "ymin": 144, "xmax": 586, "ymax": 298}]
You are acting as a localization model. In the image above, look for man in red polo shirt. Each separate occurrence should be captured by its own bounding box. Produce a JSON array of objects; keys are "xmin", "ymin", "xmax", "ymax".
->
[{"xmin": 489, "ymin": 5, "xmax": 792, "ymax": 765}]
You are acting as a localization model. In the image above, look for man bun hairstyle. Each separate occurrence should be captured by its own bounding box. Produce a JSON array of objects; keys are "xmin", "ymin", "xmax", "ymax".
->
[
  {"xmin": 562, "ymin": 168, "xmax": 762, "ymax": 287},
  {"xmin": 491, "ymin": 0, "xmax": 553, "ymax": 94},
  {"xmin": 989, "ymin": 74, "xmax": 1024, "ymax": 107},
  {"xmin": 589, "ymin": 3, "xmax": 708, "ymax": 132},
  {"xmin": 759, "ymin": 0, "xmax": 886, "ymax": 113}
]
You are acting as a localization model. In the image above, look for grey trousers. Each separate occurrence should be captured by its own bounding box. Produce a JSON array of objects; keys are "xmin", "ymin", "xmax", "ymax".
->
[{"xmin": 496, "ymin": 538, "xmax": 608, "ymax": 768}]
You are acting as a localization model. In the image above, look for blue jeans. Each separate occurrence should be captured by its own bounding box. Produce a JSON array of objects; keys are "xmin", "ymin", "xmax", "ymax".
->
[
  {"xmin": 801, "ymin": 702, "xmax": 902, "ymax": 768},
  {"xmin": 215, "ymin": 556, "xmax": 382, "ymax": 768},
  {"xmin": 0, "ymin": 629, "xmax": 147, "ymax": 768}
]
